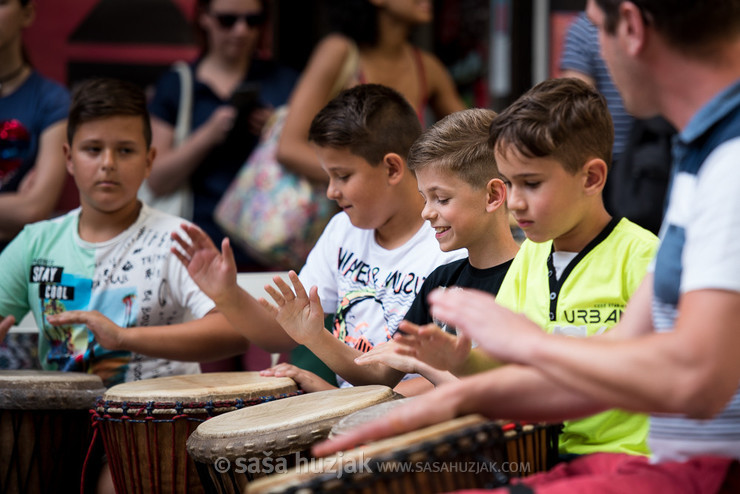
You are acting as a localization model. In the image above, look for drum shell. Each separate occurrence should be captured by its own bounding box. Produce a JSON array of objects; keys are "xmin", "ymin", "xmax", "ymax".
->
[
  {"xmin": 94, "ymin": 372, "xmax": 299, "ymax": 494},
  {"xmin": 247, "ymin": 415, "xmax": 562, "ymax": 494},
  {"xmin": 0, "ymin": 370, "xmax": 105, "ymax": 494}
]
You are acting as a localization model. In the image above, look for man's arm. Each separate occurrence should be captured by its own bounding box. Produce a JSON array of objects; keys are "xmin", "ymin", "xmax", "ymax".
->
[
  {"xmin": 314, "ymin": 362, "xmax": 608, "ymax": 457},
  {"xmin": 46, "ymin": 310, "xmax": 249, "ymax": 362},
  {"xmin": 171, "ymin": 224, "xmax": 297, "ymax": 352},
  {"xmin": 429, "ymin": 277, "xmax": 740, "ymax": 418}
]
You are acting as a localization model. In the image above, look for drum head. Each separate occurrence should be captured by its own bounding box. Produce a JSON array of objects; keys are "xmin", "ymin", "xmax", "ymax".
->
[
  {"xmin": 101, "ymin": 371, "xmax": 297, "ymax": 405},
  {"xmin": 329, "ymin": 396, "xmax": 413, "ymax": 438},
  {"xmin": 187, "ymin": 385, "xmax": 397, "ymax": 461},
  {"xmin": 0, "ymin": 370, "xmax": 105, "ymax": 410},
  {"xmin": 247, "ymin": 414, "xmax": 492, "ymax": 494}
]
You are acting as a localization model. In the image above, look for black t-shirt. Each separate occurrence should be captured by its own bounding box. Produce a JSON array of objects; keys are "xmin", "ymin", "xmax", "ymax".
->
[{"xmin": 403, "ymin": 257, "xmax": 513, "ymax": 330}]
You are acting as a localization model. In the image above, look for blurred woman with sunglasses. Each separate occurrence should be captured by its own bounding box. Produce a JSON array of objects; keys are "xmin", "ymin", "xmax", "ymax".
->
[
  {"xmin": 147, "ymin": 0, "xmax": 298, "ymax": 270},
  {"xmin": 275, "ymin": 0, "xmax": 467, "ymax": 183}
]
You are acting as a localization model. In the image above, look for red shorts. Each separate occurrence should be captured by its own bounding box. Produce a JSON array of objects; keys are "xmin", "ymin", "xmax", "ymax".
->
[{"xmin": 452, "ymin": 453, "xmax": 736, "ymax": 494}]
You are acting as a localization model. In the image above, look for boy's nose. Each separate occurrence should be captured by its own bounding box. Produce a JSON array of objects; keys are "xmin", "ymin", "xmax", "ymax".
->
[
  {"xmin": 421, "ymin": 202, "xmax": 436, "ymax": 220},
  {"xmin": 326, "ymin": 180, "xmax": 340, "ymax": 200},
  {"xmin": 506, "ymin": 188, "xmax": 525, "ymax": 211},
  {"xmin": 101, "ymin": 149, "xmax": 116, "ymax": 170}
]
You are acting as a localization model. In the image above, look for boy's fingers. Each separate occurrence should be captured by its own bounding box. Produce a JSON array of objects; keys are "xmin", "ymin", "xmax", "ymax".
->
[
  {"xmin": 273, "ymin": 276, "xmax": 295, "ymax": 301},
  {"xmin": 288, "ymin": 271, "xmax": 308, "ymax": 299},
  {"xmin": 263, "ymin": 285, "xmax": 285, "ymax": 306},
  {"xmin": 258, "ymin": 297, "xmax": 279, "ymax": 316}
]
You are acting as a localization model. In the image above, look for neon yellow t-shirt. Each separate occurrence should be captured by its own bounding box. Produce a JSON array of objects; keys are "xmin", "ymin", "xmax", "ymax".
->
[{"xmin": 497, "ymin": 218, "xmax": 657, "ymax": 456}]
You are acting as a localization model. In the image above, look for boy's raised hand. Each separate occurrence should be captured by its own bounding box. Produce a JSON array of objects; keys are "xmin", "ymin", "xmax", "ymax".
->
[
  {"xmin": 259, "ymin": 271, "xmax": 326, "ymax": 346},
  {"xmin": 393, "ymin": 320, "xmax": 472, "ymax": 373},
  {"xmin": 259, "ymin": 362, "xmax": 337, "ymax": 393},
  {"xmin": 0, "ymin": 315, "xmax": 16, "ymax": 341},
  {"xmin": 46, "ymin": 310, "xmax": 123, "ymax": 351},
  {"xmin": 171, "ymin": 224, "xmax": 237, "ymax": 304}
]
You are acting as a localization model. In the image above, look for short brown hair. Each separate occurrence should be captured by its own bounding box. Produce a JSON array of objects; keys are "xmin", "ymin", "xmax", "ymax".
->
[
  {"xmin": 67, "ymin": 78, "xmax": 152, "ymax": 147},
  {"xmin": 408, "ymin": 108, "xmax": 500, "ymax": 188},
  {"xmin": 489, "ymin": 78, "xmax": 613, "ymax": 174},
  {"xmin": 308, "ymin": 84, "xmax": 422, "ymax": 166},
  {"xmin": 594, "ymin": 0, "xmax": 740, "ymax": 55}
]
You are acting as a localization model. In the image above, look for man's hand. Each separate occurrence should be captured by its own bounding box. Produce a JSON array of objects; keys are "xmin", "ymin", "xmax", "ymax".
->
[
  {"xmin": 260, "ymin": 363, "xmax": 337, "ymax": 393},
  {"xmin": 171, "ymin": 224, "xmax": 237, "ymax": 304},
  {"xmin": 46, "ymin": 310, "xmax": 124, "ymax": 351},
  {"xmin": 260, "ymin": 271, "xmax": 325, "ymax": 346},
  {"xmin": 312, "ymin": 382, "xmax": 460, "ymax": 457}
]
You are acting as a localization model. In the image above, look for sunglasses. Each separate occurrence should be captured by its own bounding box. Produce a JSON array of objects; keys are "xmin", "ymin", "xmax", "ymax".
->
[{"xmin": 211, "ymin": 12, "xmax": 266, "ymax": 29}]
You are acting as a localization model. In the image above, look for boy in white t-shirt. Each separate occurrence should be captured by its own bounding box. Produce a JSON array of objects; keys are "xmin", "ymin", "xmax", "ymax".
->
[
  {"xmin": 0, "ymin": 78, "xmax": 247, "ymax": 388},
  {"xmin": 174, "ymin": 84, "xmax": 464, "ymax": 392}
]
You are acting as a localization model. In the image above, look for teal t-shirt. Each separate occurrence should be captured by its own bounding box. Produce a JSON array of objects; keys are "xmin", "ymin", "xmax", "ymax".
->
[{"xmin": 0, "ymin": 205, "xmax": 214, "ymax": 386}]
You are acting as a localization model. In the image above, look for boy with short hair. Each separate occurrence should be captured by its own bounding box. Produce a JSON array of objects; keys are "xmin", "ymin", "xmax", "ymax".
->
[
  {"xmin": 0, "ymin": 78, "xmax": 247, "ymax": 387},
  {"xmin": 353, "ymin": 108, "xmax": 520, "ymax": 384},
  {"xmin": 174, "ymin": 84, "xmax": 465, "ymax": 390}
]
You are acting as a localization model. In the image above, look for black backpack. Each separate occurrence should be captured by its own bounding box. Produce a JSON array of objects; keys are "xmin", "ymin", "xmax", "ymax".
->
[{"xmin": 606, "ymin": 116, "xmax": 677, "ymax": 235}]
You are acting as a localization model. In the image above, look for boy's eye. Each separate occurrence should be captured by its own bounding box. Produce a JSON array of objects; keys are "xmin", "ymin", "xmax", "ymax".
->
[
  {"xmin": 436, "ymin": 197, "xmax": 450, "ymax": 205},
  {"xmin": 524, "ymin": 181, "xmax": 541, "ymax": 188},
  {"xmin": 119, "ymin": 147, "xmax": 134, "ymax": 155},
  {"xmin": 502, "ymin": 180, "xmax": 512, "ymax": 188}
]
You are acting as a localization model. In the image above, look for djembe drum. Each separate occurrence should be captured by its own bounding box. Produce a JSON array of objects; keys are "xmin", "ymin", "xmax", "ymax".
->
[
  {"xmin": 92, "ymin": 372, "xmax": 299, "ymax": 494},
  {"xmin": 186, "ymin": 385, "xmax": 398, "ymax": 494},
  {"xmin": 0, "ymin": 370, "xmax": 105, "ymax": 494},
  {"xmin": 247, "ymin": 414, "xmax": 561, "ymax": 494}
]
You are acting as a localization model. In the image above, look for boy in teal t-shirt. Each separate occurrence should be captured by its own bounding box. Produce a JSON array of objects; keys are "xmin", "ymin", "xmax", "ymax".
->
[{"xmin": 0, "ymin": 78, "xmax": 247, "ymax": 387}]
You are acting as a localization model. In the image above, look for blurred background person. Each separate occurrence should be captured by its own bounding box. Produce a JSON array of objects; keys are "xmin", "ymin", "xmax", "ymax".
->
[
  {"xmin": 275, "ymin": 0, "xmax": 467, "ymax": 184},
  {"xmin": 147, "ymin": 0, "xmax": 298, "ymax": 271},
  {"xmin": 0, "ymin": 0, "xmax": 69, "ymax": 369}
]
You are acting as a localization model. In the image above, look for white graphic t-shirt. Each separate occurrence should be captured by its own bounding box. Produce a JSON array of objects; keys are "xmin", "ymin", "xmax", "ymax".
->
[{"xmin": 299, "ymin": 213, "xmax": 466, "ymax": 387}]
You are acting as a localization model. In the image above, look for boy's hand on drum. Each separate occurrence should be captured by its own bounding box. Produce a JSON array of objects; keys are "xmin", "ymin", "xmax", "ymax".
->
[
  {"xmin": 259, "ymin": 363, "xmax": 337, "ymax": 393},
  {"xmin": 0, "ymin": 315, "xmax": 16, "ymax": 340},
  {"xmin": 171, "ymin": 224, "xmax": 237, "ymax": 305},
  {"xmin": 394, "ymin": 320, "xmax": 472, "ymax": 373},
  {"xmin": 46, "ymin": 310, "xmax": 124, "ymax": 351},
  {"xmin": 260, "ymin": 271, "xmax": 325, "ymax": 345}
]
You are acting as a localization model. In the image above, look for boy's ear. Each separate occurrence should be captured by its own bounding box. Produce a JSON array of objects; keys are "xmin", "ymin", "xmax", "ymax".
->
[
  {"xmin": 63, "ymin": 142, "xmax": 75, "ymax": 177},
  {"xmin": 582, "ymin": 158, "xmax": 608, "ymax": 195},
  {"xmin": 144, "ymin": 147, "xmax": 156, "ymax": 179},
  {"xmin": 383, "ymin": 152, "xmax": 406, "ymax": 185},
  {"xmin": 485, "ymin": 178, "xmax": 507, "ymax": 212}
]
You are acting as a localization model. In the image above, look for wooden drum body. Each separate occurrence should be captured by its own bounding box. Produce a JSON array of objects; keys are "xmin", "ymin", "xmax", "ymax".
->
[
  {"xmin": 93, "ymin": 372, "xmax": 298, "ymax": 494},
  {"xmin": 187, "ymin": 385, "xmax": 398, "ymax": 494},
  {"xmin": 0, "ymin": 370, "xmax": 105, "ymax": 494},
  {"xmin": 248, "ymin": 415, "xmax": 561, "ymax": 494}
]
